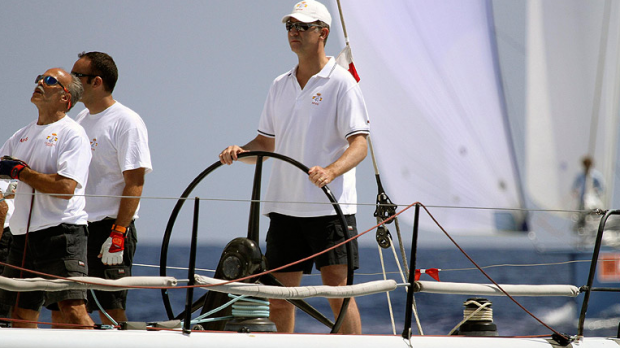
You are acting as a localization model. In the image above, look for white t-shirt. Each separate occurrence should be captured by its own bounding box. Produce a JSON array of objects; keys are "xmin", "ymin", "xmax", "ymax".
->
[
  {"xmin": 0, "ymin": 180, "xmax": 15, "ymax": 229},
  {"xmin": 258, "ymin": 57, "xmax": 370, "ymax": 217},
  {"xmin": 75, "ymin": 101, "xmax": 152, "ymax": 222},
  {"xmin": 0, "ymin": 116, "xmax": 91, "ymax": 234}
]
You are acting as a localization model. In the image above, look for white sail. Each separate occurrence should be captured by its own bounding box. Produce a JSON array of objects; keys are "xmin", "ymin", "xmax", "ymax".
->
[
  {"xmin": 335, "ymin": 0, "xmax": 523, "ymax": 234},
  {"xmin": 334, "ymin": 0, "xmax": 620, "ymax": 238}
]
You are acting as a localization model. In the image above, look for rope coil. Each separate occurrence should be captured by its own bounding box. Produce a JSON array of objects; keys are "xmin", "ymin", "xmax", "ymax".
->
[
  {"xmin": 231, "ymin": 298, "xmax": 270, "ymax": 318},
  {"xmin": 463, "ymin": 299, "xmax": 493, "ymax": 322},
  {"xmin": 448, "ymin": 299, "xmax": 493, "ymax": 335}
]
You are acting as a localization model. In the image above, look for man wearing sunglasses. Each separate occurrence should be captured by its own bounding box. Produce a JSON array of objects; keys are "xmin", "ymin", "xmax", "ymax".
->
[
  {"xmin": 0, "ymin": 68, "xmax": 94, "ymax": 328},
  {"xmin": 219, "ymin": 0, "xmax": 368, "ymax": 334},
  {"xmin": 70, "ymin": 52, "xmax": 152, "ymax": 325}
]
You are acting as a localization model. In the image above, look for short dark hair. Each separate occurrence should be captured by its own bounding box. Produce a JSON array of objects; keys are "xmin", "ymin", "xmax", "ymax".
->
[
  {"xmin": 315, "ymin": 21, "xmax": 330, "ymax": 45},
  {"xmin": 77, "ymin": 51, "xmax": 118, "ymax": 93}
]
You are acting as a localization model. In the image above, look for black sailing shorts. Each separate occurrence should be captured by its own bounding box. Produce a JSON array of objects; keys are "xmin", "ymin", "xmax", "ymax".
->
[
  {"xmin": 265, "ymin": 213, "xmax": 359, "ymax": 274},
  {"xmin": 86, "ymin": 218, "xmax": 137, "ymax": 312},
  {"xmin": 0, "ymin": 224, "xmax": 88, "ymax": 311}
]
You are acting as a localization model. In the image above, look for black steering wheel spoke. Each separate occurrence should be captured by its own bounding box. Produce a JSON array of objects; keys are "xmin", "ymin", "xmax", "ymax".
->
[{"xmin": 247, "ymin": 156, "xmax": 263, "ymax": 243}]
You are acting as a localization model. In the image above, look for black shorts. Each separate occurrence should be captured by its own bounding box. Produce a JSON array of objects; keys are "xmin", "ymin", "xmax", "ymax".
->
[
  {"xmin": 0, "ymin": 224, "xmax": 88, "ymax": 311},
  {"xmin": 0, "ymin": 227, "xmax": 13, "ymax": 274},
  {"xmin": 265, "ymin": 213, "xmax": 359, "ymax": 274},
  {"xmin": 0, "ymin": 228, "xmax": 13, "ymax": 318},
  {"xmin": 86, "ymin": 219, "xmax": 137, "ymax": 312}
]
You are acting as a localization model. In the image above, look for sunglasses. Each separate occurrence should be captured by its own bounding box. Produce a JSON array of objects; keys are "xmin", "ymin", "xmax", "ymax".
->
[
  {"xmin": 71, "ymin": 72, "xmax": 98, "ymax": 79},
  {"xmin": 285, "ymin": 21, "xmax": 323, "ymax": 32},
  {"xmin": 35, "ymin": 75, "xmax": 72, "ymax": 110}
]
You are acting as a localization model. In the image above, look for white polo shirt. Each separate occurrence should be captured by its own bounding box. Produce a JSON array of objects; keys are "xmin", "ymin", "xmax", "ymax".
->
[
  {"xmin": 0, "ymin": 116, "xmax": 91, "ymax": 234},
  {"xmin": 258, "ymin": 57, "xmax": 370, "ymax": 217},
  {"xmin": 75, "ymin": 101, "xmax": 152, "ymax": 222}
]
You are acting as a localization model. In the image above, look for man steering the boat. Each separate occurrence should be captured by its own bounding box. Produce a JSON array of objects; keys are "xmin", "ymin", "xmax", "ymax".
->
[
  {"xmin": 219, "ymin": 0, "xmax": 369, "ymax": 334},
  {"xmin": 0, "ymin": 68, "xmax": 94, "ymax": 328}
]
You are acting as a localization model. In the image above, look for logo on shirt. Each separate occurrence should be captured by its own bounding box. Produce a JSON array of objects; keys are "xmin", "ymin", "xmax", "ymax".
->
[
  {"xmin": 90, "ymin": 138, "xmax": 98, "ymax": 151},
  {"xmin": 312, "ymin": 93, "xmax": 323, "ymax": 106},
  {"xmin": 45, "ymin": 133, "xmax": 58, "ymax": 147},
  {"xmin": 19, "ymin": 137, "xmax": 28, "ymax": 143}
]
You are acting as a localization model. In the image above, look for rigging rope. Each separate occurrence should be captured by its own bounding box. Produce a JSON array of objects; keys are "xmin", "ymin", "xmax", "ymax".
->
[
  {"xmin": 417, "ymin": 203, "xmax": 571, "ymax": 341},
  {"xmin": 385, "ymin": 233, "xmax": 424, "ymax": 335},
  {"xmin": 376, "ymin": 243, "xmax": 396, "ymax": 335}
]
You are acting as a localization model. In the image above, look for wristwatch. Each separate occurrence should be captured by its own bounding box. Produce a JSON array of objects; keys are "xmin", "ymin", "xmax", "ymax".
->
[{"xmin": 111, "ymin": 224, "xmax": 127, "ymax": 234}]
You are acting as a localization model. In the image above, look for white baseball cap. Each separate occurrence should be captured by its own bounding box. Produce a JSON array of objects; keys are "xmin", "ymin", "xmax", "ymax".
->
[{"xmin": 281, "ymin": 1, "xmax": 332, "ymax": 27}]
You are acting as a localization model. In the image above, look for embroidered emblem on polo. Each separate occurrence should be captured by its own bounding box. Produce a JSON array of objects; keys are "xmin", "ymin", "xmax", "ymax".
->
[
  {"xmin": 45, "ymin": 133, "xmax": 58, "ymax": 147},
  {"xmin": 312, "ymin": 93, "xmax": 323, "ymax": 106},
  {"xmin": 90, "ymin": 138, "xmax": 98, "ymax": 151}
]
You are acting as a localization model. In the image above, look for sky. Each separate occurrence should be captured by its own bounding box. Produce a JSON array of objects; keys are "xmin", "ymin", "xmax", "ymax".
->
[
  {"xmin": 0, "ymin": 0, "xmax": 415, "ymax": 248},
  {"xmin": 1, "ymin": 0, "xmax": 564, "ymax": 254}
]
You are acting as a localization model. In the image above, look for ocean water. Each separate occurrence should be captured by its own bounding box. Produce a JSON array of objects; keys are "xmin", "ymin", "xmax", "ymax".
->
[{"xmin": 36, "ymin": 244, "xmax": 620, "ymax": 337}]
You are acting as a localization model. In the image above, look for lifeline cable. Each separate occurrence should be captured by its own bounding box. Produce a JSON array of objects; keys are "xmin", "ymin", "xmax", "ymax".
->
[{"xmin": 0, "ymin": 200, "xmax": 582, "ymax": 342}]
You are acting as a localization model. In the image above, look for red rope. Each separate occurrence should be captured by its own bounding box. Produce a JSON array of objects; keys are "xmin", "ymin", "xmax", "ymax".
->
[{"xmin": 0, "ymin": 316, "xmax": 98, "ymax": 329}]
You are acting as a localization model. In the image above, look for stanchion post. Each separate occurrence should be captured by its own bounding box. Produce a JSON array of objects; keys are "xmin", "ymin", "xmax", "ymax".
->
[
  {"xmin": 402, "ymin": 203, "xmax": 420, "ymax": 339},
  {"xmin": 577, "ymin": 209, "xmax": 619, "ymax": 336},
  {"xmin": 183, "ymin": 197, "xmax": 200, "ymax": 334}
]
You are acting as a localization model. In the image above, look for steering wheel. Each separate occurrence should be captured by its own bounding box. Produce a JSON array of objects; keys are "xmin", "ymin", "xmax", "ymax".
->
[{"xmin": 159, "ymin": 151, "xmax": 355, "ymax": 333}]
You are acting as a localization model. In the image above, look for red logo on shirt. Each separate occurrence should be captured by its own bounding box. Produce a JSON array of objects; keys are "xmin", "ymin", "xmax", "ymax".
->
[
  {"xmin": 312, "ymin": 93, "xmax": 323, "ymax": 106},
  {"xmin": 19, "ymin": 137, "xmax": 28, "ymax": 143},
  {"xmin": 45, "ymin": 133, "xmax": 58, "ymax": 147},
  {"xmin": 90, "ymin": 138, "xmax": 98, "ymax": 151}
]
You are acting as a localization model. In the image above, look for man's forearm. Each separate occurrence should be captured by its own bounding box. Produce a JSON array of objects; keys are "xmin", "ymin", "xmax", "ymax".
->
[
  {"xmin": 238, "ymin": 135, "xmax": 276, "ymax": 164},
  {"xmin": 0, "ymin": 200, "xmax": 7, "ymax": 230},
  {"xmin": 114, "ymin": 168, "xmax": 147, "ymax": 228},
  {"xmin": 114, "ymin": 185, "xmax": 143, "ymax": 227},
  {"xmin": 18, "ymin": 169, "xmax": 77, "ymax": 199},
  {"xmin": 325, "ymin": 134, "xmax": 368, "ymax": 178}
]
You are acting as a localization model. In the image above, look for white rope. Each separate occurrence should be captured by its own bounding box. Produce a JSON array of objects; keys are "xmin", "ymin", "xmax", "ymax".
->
[
  {"xmin": 463, "ymin": 302, "xmax": 493, "ymax": 322},
  {"xmin": 0, "ymin": 276, "xmax": 177, "ymax": 292},
  {"xmin": 377, "ymin": 243, "xmax": 397, "ymax": 335},
  {"xmin": 447, "ymin": 300, "xmax": 493, "ymax": 335},
  {"xmin": 194, "ymin": 276, "xmax": 397, "ymax": 299},
  {"xmin": 388, "ymin": 234, "xmax": 424, "ymax": 335},
  {"xmin": 415, "ymin": 281, "xmax": 580, "ymax": 297}
]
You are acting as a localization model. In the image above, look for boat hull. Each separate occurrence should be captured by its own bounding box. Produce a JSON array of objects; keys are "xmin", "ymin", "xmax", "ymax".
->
[{"xmin": 1, "ymin": 328, "xmax": 618, "ymax": 348}]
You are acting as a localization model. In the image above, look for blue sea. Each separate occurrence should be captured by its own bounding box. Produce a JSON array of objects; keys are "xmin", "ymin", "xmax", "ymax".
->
[{"xmin": 36, "ymin": 244, "xmax": 620, "ymax": 337}]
